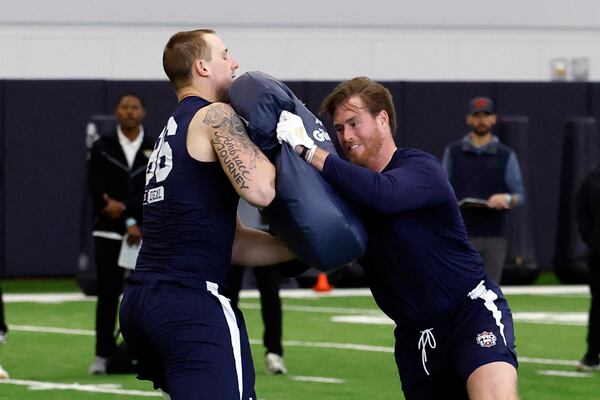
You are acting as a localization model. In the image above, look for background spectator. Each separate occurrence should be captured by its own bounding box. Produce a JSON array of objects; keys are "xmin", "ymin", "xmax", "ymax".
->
[{"xmin": 442, "ymin": 96, "xmax": 526, "ymax": 284}]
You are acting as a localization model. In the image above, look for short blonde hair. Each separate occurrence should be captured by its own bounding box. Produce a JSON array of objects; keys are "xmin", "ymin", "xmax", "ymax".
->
[{"xmin": 162, "ymin": 29, "xmax": 215, "ymax": 90}]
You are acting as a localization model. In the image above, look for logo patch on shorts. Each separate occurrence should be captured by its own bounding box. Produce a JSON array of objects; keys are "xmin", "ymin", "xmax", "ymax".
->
[{"xmin": 476, "ymin": 331, "xmax": 497, "ymax": 348}]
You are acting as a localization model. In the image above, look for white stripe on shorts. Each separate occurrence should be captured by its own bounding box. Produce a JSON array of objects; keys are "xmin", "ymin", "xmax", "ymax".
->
[
  {"xmin": 207, "ymin": 281, "xmax": 243, "ymax": 400},
  {"xmin": 467, "ymin": 280, "xmax": 507, "ymax": 346}
]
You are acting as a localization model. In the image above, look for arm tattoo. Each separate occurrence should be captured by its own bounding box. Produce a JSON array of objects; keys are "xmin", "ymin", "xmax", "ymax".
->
[{"xmin": 205, "ymin": 104, "xmax": 267, "ymax": 190}]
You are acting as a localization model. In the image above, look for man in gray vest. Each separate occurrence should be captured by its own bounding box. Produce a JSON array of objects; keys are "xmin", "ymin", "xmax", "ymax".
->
[{"xmin": 442, "ymin": 97, "xmax": 525, "ymax": 284}]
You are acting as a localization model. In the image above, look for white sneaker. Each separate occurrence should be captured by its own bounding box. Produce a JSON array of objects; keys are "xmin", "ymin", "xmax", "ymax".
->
[
  {"xmin": 576, "ymin": 354, "xmax": 600, "ymax": 372},
  {"xmin": 88, "ymin": 356, "xmax": 108, "ymax": 375},
  {"xmin": 0, "ymin": 364, "xmax": 9, "ymax": 379},
  {"xmin": 265, "ymin": 352, "xmax": 287, "ymax": 375},
  {"xmin": 0, "ymin": 331, "xmax": 6, "ymax": 344}
]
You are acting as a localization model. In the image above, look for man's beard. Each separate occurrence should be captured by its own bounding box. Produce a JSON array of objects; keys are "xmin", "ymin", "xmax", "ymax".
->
[{"xmin": 473, "ymin": 125, "xmax": 492, "ymax": 137}]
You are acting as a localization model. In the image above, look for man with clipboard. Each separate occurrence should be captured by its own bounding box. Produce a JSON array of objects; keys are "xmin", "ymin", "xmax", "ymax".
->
[{"xmin": 442, "ymin": 97, "xmax": 525, "ymax": 284}]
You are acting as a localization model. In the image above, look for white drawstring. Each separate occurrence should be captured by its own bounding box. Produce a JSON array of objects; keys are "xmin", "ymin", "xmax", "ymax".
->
[{"xmin": 418, "ymin": 328, "xmax": 436, "ymax": 376}]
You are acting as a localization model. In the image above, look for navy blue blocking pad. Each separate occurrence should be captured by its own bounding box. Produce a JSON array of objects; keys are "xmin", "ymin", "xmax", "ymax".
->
[{"xmin": 229, "ymin": 71, "xmax": 367, "ymax": 272}]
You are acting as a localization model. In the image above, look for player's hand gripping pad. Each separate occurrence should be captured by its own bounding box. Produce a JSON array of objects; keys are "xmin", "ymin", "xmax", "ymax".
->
[{"xmin": 229, "ymin": 71, "xmax": 367, "ymax": 272}]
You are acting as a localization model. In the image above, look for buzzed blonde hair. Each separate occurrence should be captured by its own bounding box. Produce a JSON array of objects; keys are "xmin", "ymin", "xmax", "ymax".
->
[{"xmin": 163, "ymin": 29, "xmax": 215, "ymax": 90}]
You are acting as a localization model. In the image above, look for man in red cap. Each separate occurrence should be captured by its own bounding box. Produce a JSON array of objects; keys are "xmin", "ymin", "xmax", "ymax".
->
[{"xmin": 441, "ymin": 96, "xmax": 526, "ymax": 284}]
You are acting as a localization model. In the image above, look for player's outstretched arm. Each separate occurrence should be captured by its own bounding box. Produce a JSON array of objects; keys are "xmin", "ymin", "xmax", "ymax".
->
[
  {"xmin": 231, "ymin": 215, "xmax": 295, "ymax": 267},
  {"xmin": 204, "ymin": 102, "xmax": 276, "ymax": 207}
]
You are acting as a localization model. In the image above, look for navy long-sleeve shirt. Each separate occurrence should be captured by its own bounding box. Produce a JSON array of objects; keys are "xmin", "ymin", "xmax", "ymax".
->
[{"xmin": 322, "ymin": 148, "xmax": 485, "ymax": 329}]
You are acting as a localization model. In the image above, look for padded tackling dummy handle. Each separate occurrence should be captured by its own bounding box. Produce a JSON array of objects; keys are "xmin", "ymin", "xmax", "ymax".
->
[{"xmin": 229, "ymin": 71, "xmax": 367, "ymax": 271}]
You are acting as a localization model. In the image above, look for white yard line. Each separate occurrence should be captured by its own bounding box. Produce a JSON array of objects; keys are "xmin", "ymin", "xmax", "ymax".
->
[
  {"xmin": 0, "ymin": 379, "xmax": 162, "ymax": 397},
  {"xmin": 512, "ymin": 312, "xmax": 587, "ymax": 326},
  {"xmin": 3, "ymin": 293, "xmax": 92, "ymax": 303},
  {"xmin": 289, "ymin": 376, "xmax": 345, "ymax": 384},
  {"xmin": 501, "ymin": 286, "xmax": 589, "ymax": 296},
  {"xmin": 520, "ymin": 357, "xmax": 579, "ymax": 367},
  {"xmin": 536, "ymin": 370, "xmax": 592, "ymax": 378},
  {"xmin": 330, "ymin": 315, "xmax": 394, "ymax": 325},
  {"xmin": 11, "ymin": 325, "xmax": 95, "ymax": 336},
  {"xmin": 2, "ymin": 285, "xmax": 588, "ymax": 304}
]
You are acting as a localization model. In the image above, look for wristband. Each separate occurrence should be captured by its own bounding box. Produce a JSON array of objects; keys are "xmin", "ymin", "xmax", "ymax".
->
[
  {"xmin": 125, "ymin": 217, "xmax": 137, "ymax": 228},
  {"xmin": 299, "ymin": 146, "xmax": 309, "ymax": 160},
  {"xmin": 505, "ymin": 194, "xmax": 512, "ymax": 208}
]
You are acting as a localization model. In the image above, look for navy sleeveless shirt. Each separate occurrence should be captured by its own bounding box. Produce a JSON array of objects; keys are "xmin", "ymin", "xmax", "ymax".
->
[{"xmin": 135, "ymin": 96, "xmax": 239, "ymax": 287}]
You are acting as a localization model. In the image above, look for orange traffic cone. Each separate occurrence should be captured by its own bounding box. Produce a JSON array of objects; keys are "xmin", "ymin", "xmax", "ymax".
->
[{"xmin": 313, "ymin": 273, "xmax": 332, "ymax": 292}]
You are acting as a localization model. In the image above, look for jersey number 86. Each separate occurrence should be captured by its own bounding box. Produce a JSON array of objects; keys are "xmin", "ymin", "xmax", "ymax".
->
[{"xmin": 146, "ymin": 117, "xmax": 178, "ymax": 185}]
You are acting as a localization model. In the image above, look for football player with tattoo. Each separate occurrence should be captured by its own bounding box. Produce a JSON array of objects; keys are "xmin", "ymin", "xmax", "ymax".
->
[
  {"xmin": 119, "ymin": 29, "xmax": 294, "ymax": 400},
  {"xmin": 277, "ymin": 77, "xmax": 519, "ymax": 400}
]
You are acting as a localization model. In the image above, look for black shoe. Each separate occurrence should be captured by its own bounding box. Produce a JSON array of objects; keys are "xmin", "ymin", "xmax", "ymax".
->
[{"xmin": 577, "ymin": 353, "xmax": 600, "ymax": 372}]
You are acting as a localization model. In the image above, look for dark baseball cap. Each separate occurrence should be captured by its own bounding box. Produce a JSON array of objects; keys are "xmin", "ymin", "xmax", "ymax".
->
[{"xmin": 468, "ymin": 97, "xmax": 494, "ymax": 115}]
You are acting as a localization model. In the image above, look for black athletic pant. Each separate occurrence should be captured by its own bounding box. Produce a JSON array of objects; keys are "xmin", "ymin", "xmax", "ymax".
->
[
  {"xmin": 0, "ymin": 287, "xmax": 7, "ymax": 333},
  {"xmin": 587, "ymin": 252, "xmax": 600, "ymax": 356},
  {"xmin": 225, "ymin": 264, "xmax": 283, "ymax": 356},
  {"xmin": 94, "ymin": 237, "xmax": 126, "ymax": 358}
]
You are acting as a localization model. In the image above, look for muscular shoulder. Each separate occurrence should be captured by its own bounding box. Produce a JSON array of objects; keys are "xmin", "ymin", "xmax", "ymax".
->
[
  {"xmin": 188, "ymin": 102, "xmax": 249, "ymax": 162},
  {"xmin": 200, "ymin": 102, "xmax": 238, "ymax": 126},
  {"xmin": 190, "ymin": 102, "xmax": 245, "ymax": 138}
]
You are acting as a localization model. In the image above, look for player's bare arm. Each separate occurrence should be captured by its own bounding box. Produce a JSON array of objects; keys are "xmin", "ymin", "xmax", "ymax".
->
[
  {"xmin": 231, "ymin": 214, "xmax": 295, "ymax": 267},
  {"xmin": 187, "ymin": 102, "xmax": 276, "ymax": 207}
]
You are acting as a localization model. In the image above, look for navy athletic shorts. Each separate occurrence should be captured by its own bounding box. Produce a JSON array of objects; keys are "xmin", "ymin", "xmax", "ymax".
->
[
  {"xmin": 119, "ymin": 275, "xmax": 257, "ymax": 400},
  {"xmin": 393, "ymin": 279, "xmax": 518, "ymax": 400}
]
